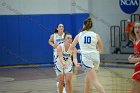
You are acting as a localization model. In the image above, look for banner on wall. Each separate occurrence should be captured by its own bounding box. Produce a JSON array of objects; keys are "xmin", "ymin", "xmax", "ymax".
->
[{"xmin": 119, "ymin": 0, "xmax": 139, "ymax": 14}]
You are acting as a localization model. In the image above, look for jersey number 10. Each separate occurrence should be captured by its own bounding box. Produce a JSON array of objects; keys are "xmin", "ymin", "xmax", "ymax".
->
[{"xmin": 84, "ymin": 36, "xmax": 91, "ymax": 44}]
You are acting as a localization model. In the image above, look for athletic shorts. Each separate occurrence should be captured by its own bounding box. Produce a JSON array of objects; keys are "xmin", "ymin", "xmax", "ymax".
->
[
  {"xmin": 81, "ymin": 52, "xmax": 100, "ymax": 71},
  {"xmin": 55, "ymin": 62, "xmax": 73, "ymax": 76},
  {"xmin": 132, "ymin": 62, "xmax": 140, "ymax": 81},
  {"xmin": 53, "ymin": 50, "xmax": 58, "ymax": 64}
]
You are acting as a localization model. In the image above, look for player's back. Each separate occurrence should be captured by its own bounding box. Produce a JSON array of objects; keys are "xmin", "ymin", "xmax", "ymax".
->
[{"xmin": 78, "ymin": 31, "xmax": 98, "ymax": 54}]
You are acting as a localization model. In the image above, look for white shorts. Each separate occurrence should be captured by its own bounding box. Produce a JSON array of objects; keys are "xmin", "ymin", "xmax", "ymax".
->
[
  {"xmin": 53, "ymin": 50, "xmax": 57, "ymax": 64},
  {"xmin": 55, "ymin": 62, "xmax": 73, "ymax": 76},
  {"xmin": 81, "ymin": 52, "xmax": 100, "ymax": 71}
]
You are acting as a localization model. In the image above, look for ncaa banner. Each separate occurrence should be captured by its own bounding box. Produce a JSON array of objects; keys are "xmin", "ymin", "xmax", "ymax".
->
[{"xmin": 119, "ymin": 0, "xmax": 139, "ymax": 14}]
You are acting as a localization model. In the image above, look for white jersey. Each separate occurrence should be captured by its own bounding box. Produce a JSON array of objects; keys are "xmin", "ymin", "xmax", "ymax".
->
[
  {"xmin": 78, "ymin": 31, "xmax": 99, "ymax": 54},
  {"xmin": 54, "ymin": 33, "xmax": 65, "ymax": 46},
  {"xmin": 53, "ymin": 33, "xmax": 65, "ymax": 63},
  {"xmin": 56, "ymin": 43, "xmax": 72, "ymax": 66},
  {"xmin": 55, "ymin": 44, "xmax": 73, "ymax": 76}
]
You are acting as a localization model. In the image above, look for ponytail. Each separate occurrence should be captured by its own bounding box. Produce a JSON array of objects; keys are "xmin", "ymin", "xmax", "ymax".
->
[{"xmin": 80, "ymin": 17, "xmax": 93, "ymax": 32}]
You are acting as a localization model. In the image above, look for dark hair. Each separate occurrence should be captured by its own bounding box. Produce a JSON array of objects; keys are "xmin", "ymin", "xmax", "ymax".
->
[
  {"xmin": 81, "ymin": 17, "xmax": 93, "ymax": 32},
  {"xmin": 54, "ymin": 28, "xmax": 58, "ymax": 33},
  {"xmin": 54, "ymin": 23, "xmax": 64, "ymax": 33},
  {"xmin": 64, "ymin": 32, "xmax": 71, "ymax": 39}
]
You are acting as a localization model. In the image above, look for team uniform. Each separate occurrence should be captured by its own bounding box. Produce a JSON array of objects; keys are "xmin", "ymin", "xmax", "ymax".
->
[
  {"xmin": 55, "ymin": 43, "xmax": 73, "ymax": 76},
  {"xmin": 78, "ymin": 31, "xmax": 100, "ymax": 71},
  {"xmin": 53, "ymin": 33, "xmax": 65, "ymax": 64},
  {"xmin": 132, "ymin": 40, "xmax": 140, "ymax": 81}
]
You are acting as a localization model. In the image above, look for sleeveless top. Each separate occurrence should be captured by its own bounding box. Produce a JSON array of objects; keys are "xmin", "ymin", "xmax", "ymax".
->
[
  {"xmin": 56, "ymin": 43, "xmax": 72, "ymax": 66},
  {"xmin": 78, "ymin": 31, "xmax": 99, "ymax": 54},
  {"xmin": 53, "ymin": 32, "xmax": 65, "ymax": 52},
  {"xmin": 134, "ymin": 40, "xmax": 140, "ymax": 58}
]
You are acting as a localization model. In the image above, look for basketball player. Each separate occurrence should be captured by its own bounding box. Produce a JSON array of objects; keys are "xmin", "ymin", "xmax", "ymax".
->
[
  {"xmin": 56, "ymin": 32, "xmax": 80, "ymax": 93},
  {"xmin": 128, "ymin": 22, "xmax": 140, "ymax": 93},
  {"xmin": 48, "ymin": 23, "xmax": 66, "ymax": 93},
  {"xmin": 70, "ymin": 17, "xmax": 106, "ymax": 93}
]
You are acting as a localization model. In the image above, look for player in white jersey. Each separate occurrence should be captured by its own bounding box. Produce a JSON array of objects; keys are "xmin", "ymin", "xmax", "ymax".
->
[
  {"xmin": 70, "ymin": 18, "xmax": 106, "ymax": 93},
  {"xmin": 56, "ymin": 32, "xmax": 80, "ymax": 93},
  {"xmin": 48, "ymin": 24, "xmax": 65, "ymax": 64},
  {"xmin": 48, "ymin": 24, "xmax": 66, "ymax": 93}
]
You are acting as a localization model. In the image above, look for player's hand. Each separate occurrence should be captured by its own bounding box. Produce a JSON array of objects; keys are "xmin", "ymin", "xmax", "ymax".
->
[
  {"xmin": 128, "ymin": 55, "xmax": 134, "ymax": 63},
  {"xmin": 77, "ymin": 49, "xmax": 81, "ymax": 53},
  {"xmin": 53, "ymin": 44, "xmax": 58, "ymax": 48},
  {"xmin": 62, "ymin": 63, "xmax": 67, "ymax": 69},
  {"xmin": 75, "ymin": 63, "xmax": 81, "ymax": 67}
]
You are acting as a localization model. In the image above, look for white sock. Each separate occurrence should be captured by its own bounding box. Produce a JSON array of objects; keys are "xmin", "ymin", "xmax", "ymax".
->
[
  {"xmin": 56, "ymin": 82, "xmax": 59, "ymax": 92},
  {"xmin": 63, "ymin": 87, "xmax": 66, "ymax": 93}
]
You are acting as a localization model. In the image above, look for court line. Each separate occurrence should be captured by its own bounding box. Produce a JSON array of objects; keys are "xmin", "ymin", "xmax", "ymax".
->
[
  {"xmin": 0, "ymin": 63, "xmax": 133, "ymax": 69},
  {"xmin": 100, "ymin": 64, "xmax": 134, "ymax": 69}
]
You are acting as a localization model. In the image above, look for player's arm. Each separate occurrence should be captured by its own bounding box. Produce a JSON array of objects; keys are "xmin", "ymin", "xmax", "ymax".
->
[
  {"xmin": 70, "ymin": 34, "xmax": 79, "ymax": 50},
  {"xmin": 97, "ymin": 34, "xmax": 103, "ymax": 53},
  {"xmin": 128, "ymin": 55, "xmax": 140, "ymax": 63},
  {"xmin": 57, "ymin": 45, "xmax": 67, "ymax": 68},
  {"xmin": 72, "ymin": 47, "xmax": 80, "ymax": 67},
  {"xmin": 48, "ymin": 34, "xmax": 57, "ymax": 48}
]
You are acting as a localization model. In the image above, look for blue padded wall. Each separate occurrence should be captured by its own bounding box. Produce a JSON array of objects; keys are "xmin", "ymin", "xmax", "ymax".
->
[{"xmin": 0, "ymin": 13, "xmax": 89, "ymax": 66}]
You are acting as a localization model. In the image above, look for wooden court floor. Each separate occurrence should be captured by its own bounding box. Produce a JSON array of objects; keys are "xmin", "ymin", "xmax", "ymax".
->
[{"xmin": 0, "ymin": 63, "xmax": 134, "ymax": 93}]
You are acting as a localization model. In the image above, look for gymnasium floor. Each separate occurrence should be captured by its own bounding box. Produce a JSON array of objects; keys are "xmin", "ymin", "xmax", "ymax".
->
[{"xmin": 0, "ymin": 63, "xmax": 134, "ymax": 93}]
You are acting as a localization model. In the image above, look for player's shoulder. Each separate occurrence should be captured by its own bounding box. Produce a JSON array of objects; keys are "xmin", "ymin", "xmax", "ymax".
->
[
  {"xmin": 50, "ymin": 34, "xmax": 54, "ymax": 38},
  {"xmin": 137, "ymin": 40, "xmax": 140, "ymax": 45},
  {"xmin": 89, "ymin": 30, "xmax": 96, "ymax": 33},
  {"xmin": 86, "ymin": 31, "xmax": 97, "ymax": 35},
  {"xmin": 53, "ymin": 33, "xmax": 58, "ymax": 35},
  {"xmin": 58, "ymin": 43, "xmax": 64, "ymax": 47},
  {"xmin": 57, "ymin": 43, "xmax": 63, "ymax": 50}
]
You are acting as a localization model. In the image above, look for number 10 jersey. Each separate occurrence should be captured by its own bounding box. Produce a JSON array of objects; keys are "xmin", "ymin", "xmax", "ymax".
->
[{"xmin": 78, "ymin": 31, "xmax": 99, "ymax": 54}]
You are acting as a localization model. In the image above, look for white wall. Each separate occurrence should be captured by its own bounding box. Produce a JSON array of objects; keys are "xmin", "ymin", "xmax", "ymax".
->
[
  {"xmin": 1, "ymin": 0, "xmax": 140, "ymax": 54},
  {"xmin": 0, "ymin": 0, "xmax": 89, "ymax": 15},
  {"xmin": 71, "ymin": 0, "xmax": 88, "ymax": 13},
  {"xmin": 0, "ymin": 0, "xmax": 72, "ymax": 15},
  {"xmin": 88, "ymin": 0, "xmax": 140, "ymax": 53}
]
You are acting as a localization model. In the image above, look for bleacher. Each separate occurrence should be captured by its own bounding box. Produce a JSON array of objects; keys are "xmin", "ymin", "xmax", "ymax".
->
[{"xmin": 101, "ymin": 14, "xmax": 140, "ymax": 63}]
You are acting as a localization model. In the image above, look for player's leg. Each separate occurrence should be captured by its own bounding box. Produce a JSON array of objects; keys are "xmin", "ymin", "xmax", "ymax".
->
[
  {"xmin": 64, "ymin": 63, "xmax": 73, "ymax": 93},
  {"xmin": 62, "ymin": 68, "xmax": 66, "ymax": 93},
  {"xmin": 136, "ymin": 81, "xmax": 140, "ymax": 93},
  {"xmin": 84, "ymin": 74, "xmax": 90, "ymax": 93},
  {"xmin": 81, "ymin": 53, "xmax": 105, "ymax": 93},
  {"xmin": 65, "ymin": 73, "xmax": 73, "ymax": 93},
  {"xmin": 54, "ymin": 52, "xmax": 66, "ymax": 93},
  {"xmin": 80, "ymin": 54, "xmax": 92, "ymax": 93},
  {"xmin": 132, "ymin": 79, "xmax": 140, "ymax": 93},
  {"xmin": 55, "ymin": 64, "xmax": 65, "ymax": 93},
  {"xmin": 53, "ymin": 51, "xmax": 60, "ymax": 92},
  {"xmin": 132, "ymin": 63, "xmax": 140, "ymax": 93},
  {"xmin": 86, "ymin": 68, "xmax": 105, "ymax": 93},
  {"xmin": 58, "ymin": 74, "xmax": 65, "ymax": 93}
]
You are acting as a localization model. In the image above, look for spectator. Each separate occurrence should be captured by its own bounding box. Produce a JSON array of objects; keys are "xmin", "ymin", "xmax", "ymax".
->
[{"xmin": 125, "ymin": 19, "xmax": 134, "ymax": 48}]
